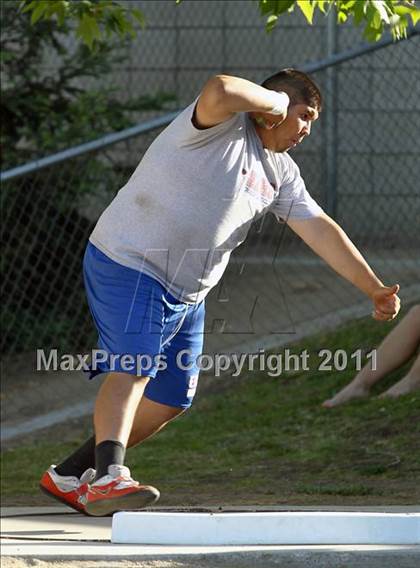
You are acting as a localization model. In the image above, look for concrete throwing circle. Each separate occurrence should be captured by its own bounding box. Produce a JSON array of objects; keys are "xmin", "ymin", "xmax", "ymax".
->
[{"xmin": 112, "ymin": 511, "xmax": 420, "ymax": 545}]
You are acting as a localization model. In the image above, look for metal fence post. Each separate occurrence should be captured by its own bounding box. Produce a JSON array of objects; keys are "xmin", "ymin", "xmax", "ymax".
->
[{"xmin": 325, "ymin": 11, "xmax": 338, "ymax": 217}]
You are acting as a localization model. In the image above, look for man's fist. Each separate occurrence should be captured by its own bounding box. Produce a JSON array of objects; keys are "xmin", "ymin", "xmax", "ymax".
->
[
  {"xmin": 252, "ymin": 91, "xmax": 290, "ymax": 130},
  {"xmin": 372, "ymin": 284, "xmax": 401, "ymax": 321}
]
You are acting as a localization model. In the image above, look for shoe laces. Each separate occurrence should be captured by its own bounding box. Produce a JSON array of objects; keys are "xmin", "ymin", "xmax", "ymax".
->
[
  {"xmin": 91, "ymin": 464, "xmax": 139, "ymax": 488},
  {"xmin": 109, "ymin": 464, "xmax": 140, "ymax": 489},
  {"xmin": 108, "ymin": 464, "xmax": 134, "ymax": 481},
  {"xmin": 50, "ymin": 466, "xmax": 80, "ymax": 492},
  {"xmin": 80, "ymin": 468, "xmax": 96, "ymax": 484}
]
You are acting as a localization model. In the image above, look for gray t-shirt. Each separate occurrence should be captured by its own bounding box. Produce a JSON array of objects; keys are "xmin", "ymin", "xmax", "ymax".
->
[{"xmin": 90, "ymin": 97, "xmax": 323, "ymax": 303}]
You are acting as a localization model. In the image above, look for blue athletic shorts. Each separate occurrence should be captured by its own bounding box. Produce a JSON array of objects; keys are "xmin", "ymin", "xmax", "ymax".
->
[{"xmin": 83, "ymin": 241, "xmax": 205, "ymax": 408}]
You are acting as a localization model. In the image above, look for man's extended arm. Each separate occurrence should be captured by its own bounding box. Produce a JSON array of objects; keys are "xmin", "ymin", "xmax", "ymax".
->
[{"xmin": 287, "ymin": 213, "xmax": 401, "ymax": 321}]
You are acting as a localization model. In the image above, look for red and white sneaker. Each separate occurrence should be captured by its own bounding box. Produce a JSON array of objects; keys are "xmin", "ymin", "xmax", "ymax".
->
[
  {"xmin": 39, "ymin": 465, "xmax": 96, "ymax": 514},
  {"xmin": 84, "ymin": 464, "xmax": 160, "ymax": 517}
]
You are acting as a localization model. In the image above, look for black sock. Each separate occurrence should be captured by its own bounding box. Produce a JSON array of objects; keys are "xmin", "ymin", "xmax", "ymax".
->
[
  {"xmin": 55, "ymin": 436, "xmax": 96, "ymax": 478},
  {"xmin": 94, "ymin": 440, "xmax": 126, "ymax": 481}
]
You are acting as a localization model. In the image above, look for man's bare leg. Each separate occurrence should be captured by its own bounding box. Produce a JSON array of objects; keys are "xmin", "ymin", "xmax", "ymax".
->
[
  {"xmin": 322, "ymin": 305, "xmax": 420, "ymax": 408},
  {"xmin": 94, "ymin": 372, "xmax": 150, "ymax": 445},
  {"xmin": 127, "ymin": 397, "xmax": 186, "ymax": 448},
  {"xmin": 53, "ymin": 388, "xmax": 185, "ymax": 485}
]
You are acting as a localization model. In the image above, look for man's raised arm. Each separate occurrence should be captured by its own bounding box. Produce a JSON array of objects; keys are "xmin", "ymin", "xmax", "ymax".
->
[
  {"xmin": 194, "ymin": 74, "xmax": 289, "ymax": 129},
  {"xmin": 287, "ymin": 213, "xmax": 401, "ymax": 321}
]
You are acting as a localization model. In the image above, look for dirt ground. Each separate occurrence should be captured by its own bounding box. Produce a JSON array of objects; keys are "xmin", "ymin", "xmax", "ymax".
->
[
  {"xmin": 3, "ymin": 550, "xmax": 420, "ymax": 568},
  {"xmin": 0, "ymin": 561, "xmax": 231, "ymax": 568}
]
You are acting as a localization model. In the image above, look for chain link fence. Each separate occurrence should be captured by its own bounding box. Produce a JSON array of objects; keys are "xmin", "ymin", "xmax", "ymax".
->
[{"xmin": 1, "ymin": 2, "xmax": 419, "ymax": 436}]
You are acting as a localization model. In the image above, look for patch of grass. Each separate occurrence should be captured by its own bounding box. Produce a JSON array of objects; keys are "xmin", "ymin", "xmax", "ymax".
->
[{"xmin": 2, "ymin": 307, "xmax": 419, "ymax": 506}]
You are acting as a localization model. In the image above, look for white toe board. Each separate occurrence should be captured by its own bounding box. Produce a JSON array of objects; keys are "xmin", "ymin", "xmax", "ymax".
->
[{"xmin": 112, "ymin": 511, "xmax": 420, "ymax": 545}]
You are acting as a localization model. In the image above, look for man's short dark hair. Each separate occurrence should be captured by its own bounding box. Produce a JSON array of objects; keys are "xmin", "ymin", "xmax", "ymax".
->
[{"xmin": 262, "ymin": 68, "xmax": 322, "ymax": 111}]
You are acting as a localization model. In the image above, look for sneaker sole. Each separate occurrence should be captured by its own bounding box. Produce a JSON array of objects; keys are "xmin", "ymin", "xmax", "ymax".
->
[
  {"xmin": 85, "ymin": 487, "xmax": 160, "ymax": 517},
  {"xmin": 39, "ymin": 483, "xmax": 90, "ymax": 516}
]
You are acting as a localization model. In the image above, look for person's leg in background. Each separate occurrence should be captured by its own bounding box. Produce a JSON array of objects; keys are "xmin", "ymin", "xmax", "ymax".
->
[
  {"xmin": 379, "ymin": 352, "xmax": 420, "ymax": 398},
  {"xmin": 323, "ymin": 305, "xmax": 420, "ymax": 407}
]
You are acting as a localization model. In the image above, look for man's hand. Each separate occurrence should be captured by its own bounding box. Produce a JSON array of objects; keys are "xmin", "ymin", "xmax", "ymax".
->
[
  {"xmin": 371, "ymin": 284, "xmax": 401, "ymax": 321},
  {"xmin": 251, "ymin": 91, "xmax": 289, "ymax": 130},
  {"xmin": 287, "ymin": 215, "xmax": 402, "ymax": 322}
]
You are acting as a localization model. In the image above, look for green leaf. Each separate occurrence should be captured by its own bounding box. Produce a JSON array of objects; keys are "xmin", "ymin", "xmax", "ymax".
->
[
  {"xmin": 266, "ymin": 13, "xmax": 278, "ymax": 32},
  {"xmin": 53, "ymin": 1, "xmax": 68, "ymax": 26},
  {"xmin": 373, "ymin": 10, "xmax": 382, "ymax": 29},
  {"xmin": 29, "ymin": 1, "xmax": 49, "ymax": 24},
  {"xmin": 259, "ymin": 0, "xmax": 277, "ymax": 17},
  {"xmin": 353, "ymin": 0, "xmax": 367, "ymax": 26},
  {"xmin": 276, "ymin": 0, "xmax": 296, "ymax": 13},
  {"xmin": 80, "ymin": 0, "xmax": 94, "ymax": 9},
  {"xmin": 363, "ymin": 21, "xmax": 383, "ymax": 41},
  {"xmin": 20, "ymin": 0, "xmax": 38, "ymax": 14},
  {"xmin": 131, "ymin": 8, "xmax": 146, "ymax": 29},
  {"xmin": 315, "ymin": 1, "xmax": 327, "ymax": 14},
  {"xmin": 371, "ymin": 0, "xmax": 390, "ymax": 24},
  {"xmin": 297, "ymin": 0, "xmax": 315, "ymax": 24},
  {"xmin": 259, "ymin": 0, "xmax": 295, "ymax": 16},
  {"xmin": 410, "ymin": 9, "xmax": 420, "ymax": 26},
  {"xmin": 94, "ymin": 0, "xmax": 113, "ymax": 13},
  {"xmin": 365, "ymin": 1, "xmax": 381, "ymax": 30},
  {"xmin": 337, "ymin": 11, "xmax": 348, "ymax": 23},
  {"xmin": 109, "ymin": 7, "xmax": 128, "ymax": 35},
  {"xmin": 44, "ymin": 1, "xmax": 61, "ymax": 19},
  {"xmin": 390, "ymin": 16, "xmax": 408, "ymax": 40},
  {"xmin": 279, "ymin": 0, "xmax": 296, "ymax": 14},
  {"xmin": 77, "ymin": 13, "xmax": 102, "ymax": 50},
  {"xmin": 124, "ymin": 18, "xmax": 136, "ymax": 39},
  {"xmin": 393, "ymin": 4, "xmax": 420, "ymax": 26},
  {"xmin": 393, "ymin": 5, "xmax": 413, "ymax": 16}
]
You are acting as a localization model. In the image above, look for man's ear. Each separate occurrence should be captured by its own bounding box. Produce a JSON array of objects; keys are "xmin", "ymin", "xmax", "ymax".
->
[
  {"xmin": 254, "ymin": 116, "xmax": 268, "ymax": 128},
  {"xmin": 249, "ymin": 112, "xmax": 268, "ymax": 129}
]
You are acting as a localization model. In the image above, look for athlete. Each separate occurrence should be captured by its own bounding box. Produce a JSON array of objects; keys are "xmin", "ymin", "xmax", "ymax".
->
[{"xmin": 40, "ymin": 69, "xmax": 400, "ymax": 516}]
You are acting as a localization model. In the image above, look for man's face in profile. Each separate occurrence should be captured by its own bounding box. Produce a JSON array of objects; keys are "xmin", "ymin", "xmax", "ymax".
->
[{"xmin": 252, "ymin": 103, "xmax": 319, "ymax": 153}]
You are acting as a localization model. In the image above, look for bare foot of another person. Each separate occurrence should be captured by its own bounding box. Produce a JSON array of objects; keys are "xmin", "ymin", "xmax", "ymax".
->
[
  {"xmin": 378, "ymin": 374, "xmax": 420, "ymax": 399},
  {"xmin": 322, "ymin": 380, "xmax": 370, "ymax": 408}
]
